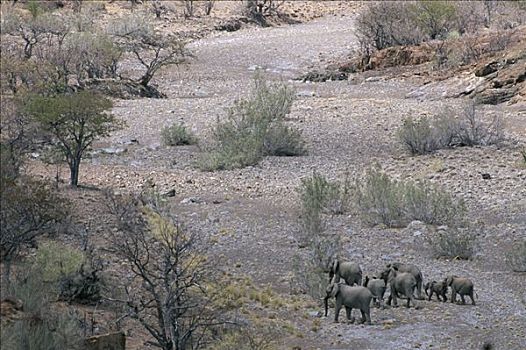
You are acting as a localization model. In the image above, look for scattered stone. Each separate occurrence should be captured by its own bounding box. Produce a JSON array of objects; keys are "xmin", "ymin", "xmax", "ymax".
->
[
  {"xmin": 163, "ymin": 189, "xmax": 176, "ymax": 197},
  {"xmin": 180, "ymin": 196, "xmax": 202, "ymax": 204}
]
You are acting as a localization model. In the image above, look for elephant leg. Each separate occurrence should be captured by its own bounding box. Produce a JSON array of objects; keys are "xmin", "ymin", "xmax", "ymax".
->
[
  {"xmin": 469, "ymin": 292, "xmax": 476, "ymax": 306},
  {"xmin": 428, "ymin": 292, "xmax": 432, "ymax": 301},
  {"xmin": 359, "ymin": 310, "xmax": 366, "ymax": 324},
  {"xmin": 416, "ymin": 280, "xmax": 423, "ymax": 299},
  {"xmin": 387, "ymin": 293, "xmax": 392, "ymax": 306},
  {"xmin": 392, "ymin": 291, "xmax": 398, "ymax": 307},
  {"xmin": 345, "ymin": 306, "xmax": 352, "ymax": 321},
  {"xmin": 450, "ymin": 290, "xmax": 456, "ymax": 303},
  {"xmin": 460, "ymin": 295, "xmax": 466, "ymax": 305},
  {"xmin": 334, "ymin": 300, "xmax": 342, "ymax": 322},
  {"xmin": 364, "ymin": 308, "xmax": 371, "ymax": 324},
  {"xmin": 349, "ymin": 308, "xmax": 355, "ymax": 323}
]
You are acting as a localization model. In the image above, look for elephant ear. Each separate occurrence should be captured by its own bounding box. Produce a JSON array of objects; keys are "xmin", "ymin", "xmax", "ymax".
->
[
  {"xmin": 330, "ymin": 283, "xmax": 340, "ymax": 298},
  {"xmin": 332, "ymin": 260, "xmax": 340, "ymax": 274}
]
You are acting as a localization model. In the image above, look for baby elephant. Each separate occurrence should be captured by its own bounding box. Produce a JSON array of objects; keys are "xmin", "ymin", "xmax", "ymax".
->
[
  {"xmin": 363, "ymin": 275, "xmax": 386, "ymax": 308},
  {"xmin": 384, "ymin": 268, "xmax": 418, "ymax": 308},
  {"xmin": 424, "ymin": 280, "xmax": 448, "ymax": 302},
  {"xmin": 324, "ymin": 283, "xmax": 372, "ymax": 324},
  {"xmin": 445, "ymin": 276, "xmax": 476, "ymax": 305}
]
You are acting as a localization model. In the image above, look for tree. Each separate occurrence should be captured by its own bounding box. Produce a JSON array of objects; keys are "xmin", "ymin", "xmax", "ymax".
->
[
  {"xmin": 23, "ymin": 91, "xmax": 123, "ymax": 186},
  {"xmin": 107, "ymin": 14, "xmax": 191, "ymax": 88},
  {"xmin": 106, "ymin": 192, "xmax": 224, "ymax": 350}
]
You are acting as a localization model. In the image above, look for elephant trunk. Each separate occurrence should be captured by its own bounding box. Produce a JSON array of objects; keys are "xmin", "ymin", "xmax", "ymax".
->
[{"xmin": 324, "ymin": 296, "xmax": 329, "ymax": 317}]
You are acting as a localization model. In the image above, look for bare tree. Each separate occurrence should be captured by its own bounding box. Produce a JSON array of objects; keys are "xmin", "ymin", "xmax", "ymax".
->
[
  {"xmin": 108, "ymin": 15, "xmax": 191, "ymax": 88},
  {"xmin": 106, "ymin": 193, "xmax": 225, "ymax": 350}
]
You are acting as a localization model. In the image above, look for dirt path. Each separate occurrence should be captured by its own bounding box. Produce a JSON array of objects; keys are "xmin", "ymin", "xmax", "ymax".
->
[{"xmin": 40, "ymin": 13, "xmax": 525, "ymax": 350}]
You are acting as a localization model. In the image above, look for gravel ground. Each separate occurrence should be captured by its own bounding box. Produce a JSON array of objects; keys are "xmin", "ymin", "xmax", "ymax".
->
[{"xmin": 32, "ymin": 13, "xmax": 525, "ymax": 350}]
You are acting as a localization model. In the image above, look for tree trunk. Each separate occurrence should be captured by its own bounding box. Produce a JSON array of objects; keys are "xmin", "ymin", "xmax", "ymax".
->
[
  {"xmin": 70, "ymin": 157, "xmax": 80, "ymax": 187},
  {"xmin": 2, "ymin": 258, "xmax": 12, "ymax": 288}
]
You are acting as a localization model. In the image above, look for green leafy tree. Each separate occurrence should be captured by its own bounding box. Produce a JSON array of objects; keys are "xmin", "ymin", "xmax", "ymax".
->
[{"xmin": 23, "ymin": 91, "xmax": 124, "ymax": 186}]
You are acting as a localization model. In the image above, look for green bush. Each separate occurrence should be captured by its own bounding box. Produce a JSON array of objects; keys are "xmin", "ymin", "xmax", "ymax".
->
[
  {"xmin": 1, "ymin": 253, "xmax": 84, "ymax": 350},
  {"xmin": 199, "ymin": 74, "xmax": 305, "ymax": 171},
  {"xmin": 161, "ymin": 122, "xmax": 197, "ymax": 146},
  {"xmin": 353, "ymin": 167, "xmax": 465, "ymax": 227},
  {"xmin": 426, "ymin": 227, "xmax": 477, "ymax": 260},
  {"xmin": 33, "ymin": 241, "xmax": 85, "ymax": 282},
  {"xmin": 298, "ymin": 172, "xmax": 349, "ymax": 239}
]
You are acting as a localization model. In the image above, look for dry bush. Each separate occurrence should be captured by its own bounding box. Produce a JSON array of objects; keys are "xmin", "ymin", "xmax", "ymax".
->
[
  {"xmin": 353, "ymin": 167, "xmax": 465, "ymax": 228},
  {"xmin": 399, "ymin": 104, "xmax": 505, "ymax": 155},
  {"xmin": 356, "ymin": 2, "xmax": 424, "ymax": 51},
  {"xmin": 426, "ymin": 227, "xmax": 478, "ymax": 260},
  {"xmin": 398, "ymin": 117, "xmax": 440, "ymax": 155},
  {"xmin": 506, "ymin": 240, "xmax": 526, "ymax": 272},
  {"xmin": 160, "ymin": 122, "xmax": 197, "ymax": 146}
]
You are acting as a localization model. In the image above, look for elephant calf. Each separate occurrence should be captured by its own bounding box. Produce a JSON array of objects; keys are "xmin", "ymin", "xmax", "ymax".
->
[
  {"xmin": 384, "ymin": 268, "xmax": 418, "ymax": 308},
  {"xmin": 329, "ymin": 259, "xmax": 362, "ymax": 286},
  {"xmin": 445, "ymin": 276, "xmax": 476, "ymax": 305},
  {"xmin": 324, "ymin": 283, "xmax": 372, "ymax": 324},
  {"xmin": 363, "ymin": 275, "xmax": 386, "ymax": 308},
  {"xmin": 384, "ymin": 262, "xmax": 424, "ymax": 300},
  {"xmin": 424, "ymin": 280, "xmax": 448, "ymax": 302}
]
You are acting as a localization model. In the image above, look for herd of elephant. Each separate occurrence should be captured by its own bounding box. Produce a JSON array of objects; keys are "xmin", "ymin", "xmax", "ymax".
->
[{"xmin": 323, "ymin": 259, "xmax": 477, "ymax": 325}]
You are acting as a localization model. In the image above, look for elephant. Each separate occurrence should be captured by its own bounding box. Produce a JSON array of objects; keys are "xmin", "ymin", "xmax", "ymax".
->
[
  {"xmin": 445, "ymin": 276, "xmax": 476, "ymax": 305},
  {"xmin": 363, "ymin": 275, "xmax": 386, "ymax": 308},
  {"xmin": 328, "ymin": 259, "xmax": 362, "ymax": 286},
  {"xmin": 324, "ymin": 282, "xmax": 372, "ymax": 324},
  {"xmin": 424, "ymin": 280, "xmax": 448, "ymax": 302},
  {"xmin": 384, "ymin": 268, "xmax": 418, "ymax": 308},
  {"xmin": 382, "ymin": 262, "xmax": 424, "ymax": 299}
]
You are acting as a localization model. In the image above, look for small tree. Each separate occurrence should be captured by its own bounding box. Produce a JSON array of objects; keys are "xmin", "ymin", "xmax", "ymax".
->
[
  {"xmin": 108, "ymin": 14, "xmax": 190, "ymax": 88},
  {"xmin": 106, "ymin": 192, "xmax": 223, "ymax": 350},
  {"xmin": 23, "ymin": 91, "xmax": 123, "ymax": 186}
]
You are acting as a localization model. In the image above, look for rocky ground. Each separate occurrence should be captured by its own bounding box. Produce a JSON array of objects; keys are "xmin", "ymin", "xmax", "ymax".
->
[{"xmin": 27, "ymin": 4, "xmax": 526, "ymax": 350}]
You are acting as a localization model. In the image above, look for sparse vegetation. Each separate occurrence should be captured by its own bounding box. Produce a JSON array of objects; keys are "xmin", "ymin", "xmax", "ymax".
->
[
  {"xmin": 507, "ymin": 240, "xmax": 526, "ymax": 272},
  {"xmin": 1, "ymin": 245, "xmax": 85, "ymax": 350},
  {"xmin": 297, "ymin": 172, "xmax": 350, "ymax": 239},
  {"xmin": 161, "ymin": 122, "xmax": 197, "ymax": 146},
  {"xmin": 353, "ymin": 167, "xmax": 465, "ymax": 228},
  {"xmin": 199, "ymin": 73, "xmax": 305, "ymax": 171},
  {"xmin": 22, "ymin": 91, "xmax": 123, "ymax": 186},
  {"xmin": 399, "ymin": 104, "xmax": 505, "ymax": 155},
  {"xmin": 426, "ymin": 227, "xmax": 477, "ymax": 260}
]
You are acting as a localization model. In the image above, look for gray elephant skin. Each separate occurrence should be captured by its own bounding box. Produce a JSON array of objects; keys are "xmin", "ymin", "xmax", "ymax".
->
[{"xmin": 324, "ymin": 283, "xmax": 372, "ymax": 324}]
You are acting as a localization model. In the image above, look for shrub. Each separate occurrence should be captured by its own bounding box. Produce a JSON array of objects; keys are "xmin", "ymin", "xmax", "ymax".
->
[
  {"xmin": 399, "ymin": 104, "xmax": 504, "ymax": 155},
  {"xmin": 33, "ymin": 242, "xmax": 85, "ymax": 282},
  {"xmin": 521, "ymin": 148, "xmax": 526, "ymax": 165},
  {"xmin": 292, "ymin": 234, "xmax": 342, "ymax": 300},
  {"xmin": 160, "ymin": 122, "xmax": 197, "ymax": 146},
  {"xmin": 353, "ymin": 167, "xmax": 465, "ymax": 227},
  {"xmin": 507, "ymin": 240, "xmax": 526, "ymax": 272},
  {"xmin": 298, "ymin": 172, "xmax": 350, "ymax": 240},
  {"xmin": 453, "ymin": 103, "xmax": 504, "ymax": 146},
  {"xmin": 1, "ymin": 252, "xmax": 84, "ymax": 350},
  {"xmin": 398, "ymin": 117, "xmax": 440, "ymax": 155},
  {"xmin": 199, "ymin": 74, "xmax": 305, "ymax": 171},
  {"xmin": 356, "ymin": 2, "xmax": 424, "ymax": 51},
  {"xmin": 426, "ymin": 227, "xmax": 477, "ymax": 260}
]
